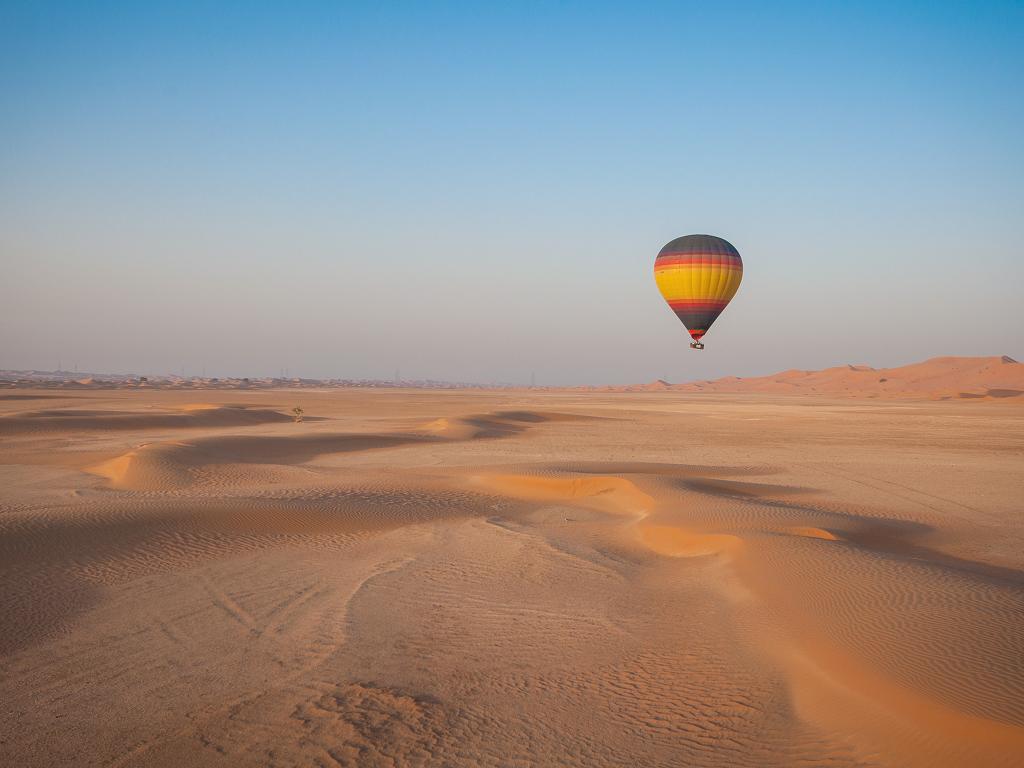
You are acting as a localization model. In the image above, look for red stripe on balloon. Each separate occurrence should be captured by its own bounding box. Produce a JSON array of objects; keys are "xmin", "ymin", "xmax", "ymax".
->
[
  {"xmin": 656, "ymin": 260, "xmax": 742, "ymax": 271},
  {"xmin": 669, "ymin": 301, "xmax": 729, "ymax": 310},
  {"xmin": 656, "ymin": 254, "xmax": 742, "ymax": 266}
]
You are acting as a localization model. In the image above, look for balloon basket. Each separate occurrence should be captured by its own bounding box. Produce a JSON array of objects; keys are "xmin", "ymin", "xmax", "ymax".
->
[{"xmin": 689, "ymin": 341, "xmax": 705, "ymax": 350}]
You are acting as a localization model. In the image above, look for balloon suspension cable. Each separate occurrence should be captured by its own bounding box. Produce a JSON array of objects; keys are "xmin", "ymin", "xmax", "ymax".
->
[{"xmin": 689, "ymin": 341, "xmax": 705, "ymax": 350}]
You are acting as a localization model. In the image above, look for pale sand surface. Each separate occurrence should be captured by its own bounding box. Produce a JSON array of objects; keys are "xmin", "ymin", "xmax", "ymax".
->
[{"xmin": 1, "ymin": 388, "xmax": 1022, "ymax": 766}]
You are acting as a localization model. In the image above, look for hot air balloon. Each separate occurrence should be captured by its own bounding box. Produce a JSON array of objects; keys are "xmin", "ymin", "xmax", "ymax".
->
[{"xmin": 654, "ymin": 234, "xmax": 743, "ymax": 350}]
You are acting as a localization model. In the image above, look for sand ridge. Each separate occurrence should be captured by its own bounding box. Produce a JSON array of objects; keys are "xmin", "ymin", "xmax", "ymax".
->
[
  {"xmin": 88, "ymin": 410, "xmax": 587, "ymax": 491},
  {"xmin": 668, "ymin": 354, "xmax": 1024, "ymax": 400}
]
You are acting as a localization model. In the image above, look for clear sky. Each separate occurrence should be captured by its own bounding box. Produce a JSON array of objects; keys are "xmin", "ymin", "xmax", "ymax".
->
[{"xmin": 2, "ymin": 1, "xmax": 1022, "ymax": 385}]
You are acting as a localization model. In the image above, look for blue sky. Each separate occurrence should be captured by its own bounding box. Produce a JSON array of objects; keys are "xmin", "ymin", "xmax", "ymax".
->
[{"xmin": 2, "ymin": 1, "xmax": 1022, "ymax": 384}]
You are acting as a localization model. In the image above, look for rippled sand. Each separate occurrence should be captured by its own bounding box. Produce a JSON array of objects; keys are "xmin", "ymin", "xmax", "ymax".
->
[{"xmin": 1, "ymin": 389, "xmax": 1022, "ymax": 767}]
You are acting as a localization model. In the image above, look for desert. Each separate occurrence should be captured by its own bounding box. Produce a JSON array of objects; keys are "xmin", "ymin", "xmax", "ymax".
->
[
  {"xmin": 2, "ymin": 369, "xmax": 1022, "ymax": 767},
  {"xmin": 4, "ymin": 4, "xmax": 1023, "ymax": 765}
]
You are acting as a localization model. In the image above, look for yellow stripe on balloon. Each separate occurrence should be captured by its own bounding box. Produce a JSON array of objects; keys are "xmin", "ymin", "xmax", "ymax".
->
[{"xmin": 654, "ymin": 265, "xmax": 742, "ymax": 302}]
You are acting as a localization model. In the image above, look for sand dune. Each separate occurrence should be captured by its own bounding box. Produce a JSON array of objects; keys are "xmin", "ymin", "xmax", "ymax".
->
[
  {"xmin": 1, "ymin": 388, "xmax": 1022, "ymax": 766},
  {"xmin": 421, "ymin": 410, "xmax": 589, "ymax": 439},
  {"xmin": 90, "ymin": 433, "xmax": 437, "ymax": 490},
  {"xmin": 671, "ymin": 354, "xmax": 1024, "ymax": 400},
  {"xmin": 89, "ymin": 410, "xmax": 573, "ymax": 491}
]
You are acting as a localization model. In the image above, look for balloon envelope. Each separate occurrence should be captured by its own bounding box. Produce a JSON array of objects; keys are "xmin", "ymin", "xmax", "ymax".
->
[{"xmin": 654, "ymin": 234, "xmax": 743, "ymax": 344}]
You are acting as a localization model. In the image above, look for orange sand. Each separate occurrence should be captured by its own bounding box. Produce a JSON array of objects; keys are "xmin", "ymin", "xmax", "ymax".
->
[
  {"xmin": 669, "ymin": 354, "xmax": 1024, "ymax": 400},
  {"xmin": 1, "ymin": 387, "xmax": 1022, "ymax": 767}
]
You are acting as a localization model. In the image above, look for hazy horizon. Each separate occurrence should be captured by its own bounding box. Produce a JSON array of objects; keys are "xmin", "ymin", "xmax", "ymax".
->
[
  {"xmin": 3, "ymin": 2, "xmax": 1022, "ymax": 386},
  {"xmin": 3, "ymin": 351, "xmax": 1021, "ymax": 389}
]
